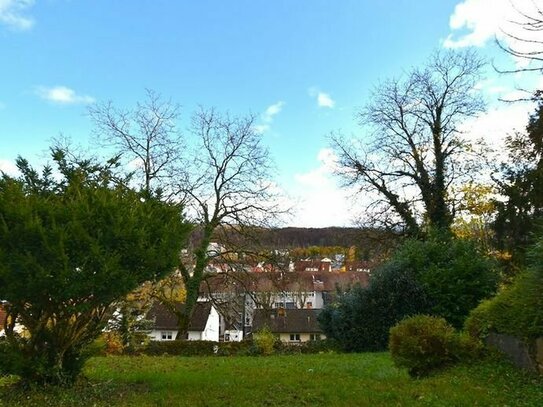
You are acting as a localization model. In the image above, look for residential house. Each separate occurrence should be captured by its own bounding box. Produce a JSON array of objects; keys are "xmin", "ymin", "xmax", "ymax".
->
[
  {"xmin": 294, "ymin": 258, "xmax": 332, "ymax": 273},
  {"xmin": 252, "ymin": 308, "xmax": 325, "ymax": 343},
  {"xmin": 147, "ymin": 301, "xmax": 220, "ymax": 342},
  {"xmin": 199, "ymin": 270, "xmax": 370, "ymax": 337}
]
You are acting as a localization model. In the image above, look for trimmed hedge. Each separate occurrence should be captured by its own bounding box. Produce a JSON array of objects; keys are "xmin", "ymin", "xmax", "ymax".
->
[
  {"xmin": 139, "ymin": 338, "xmax": 338, "ymax": 357},
  {"xmin": 143, "ymin": 340, "xmax": 248, "ymax": 356}
]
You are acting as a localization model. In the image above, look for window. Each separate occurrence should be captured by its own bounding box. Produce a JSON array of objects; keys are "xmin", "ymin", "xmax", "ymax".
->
[
  {"xmin": 285, "ymin": 302, "xmax": 296, "ymax": 309},
  {"xmin": 161, "ymin": 331, "xmax": 173, "ymax": 340},
  {"xmin": 289, "ymin": 333, "xmax": 300, "ymax": 342}
]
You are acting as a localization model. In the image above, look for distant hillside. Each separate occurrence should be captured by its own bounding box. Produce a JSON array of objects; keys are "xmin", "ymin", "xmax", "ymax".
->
[
  {"xmin": 196, "ymin": 225, "xmax": 399, "ymax": 260},
  {"xmin": 256, "ymin": 227, "xmax": 398, "ymax": 258}
]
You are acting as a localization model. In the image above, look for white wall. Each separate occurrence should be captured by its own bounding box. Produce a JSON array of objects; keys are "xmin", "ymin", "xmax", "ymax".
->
[
  {"xmin": 148, "ymin": 329, "xmax": 179, "ymax": 341},
  {"xmin": 201, "ymin": 306, "xmax": 220, "ymax": 341},
  {"xmin": 224, "ymin": 330, "xmax": 243, "ymax": 342}
]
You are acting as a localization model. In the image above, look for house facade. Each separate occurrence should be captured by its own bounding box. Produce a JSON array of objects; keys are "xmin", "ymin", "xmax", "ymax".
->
[
  {"xmin": 252, "ymin": 308, "xmax": 326, "ymax": 343},
  {"xmin": 146, "ymin": 301, "xmax": 220, "ymax": 342}
]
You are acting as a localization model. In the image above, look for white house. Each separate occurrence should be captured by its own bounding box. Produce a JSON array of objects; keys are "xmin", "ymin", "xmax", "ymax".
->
[{"xmin": 147, "ymin": 301, "xmax": 220, "ymax": 342}]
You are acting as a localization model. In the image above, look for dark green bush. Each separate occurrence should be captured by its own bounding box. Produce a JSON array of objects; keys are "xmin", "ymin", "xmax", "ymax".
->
[
  {"xmin": 319, "ymin": 263, "xmax": 431, "ymax": 352},
  {"xmin": 393, "ymin": 235, "xmax": 499, "ymax": 328},
  {"xmin": 319, "ymin": 234, "xmax": 497, "ymax": 352},
  {"xmin": 389, "ymin": 315, "xmax": 481, "ymax": 377}
]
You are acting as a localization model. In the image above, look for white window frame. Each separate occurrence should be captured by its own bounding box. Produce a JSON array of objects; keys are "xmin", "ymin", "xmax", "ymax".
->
[{"xmin": 161, "ymin": 331, "xmax": 173, "ymax": 340}]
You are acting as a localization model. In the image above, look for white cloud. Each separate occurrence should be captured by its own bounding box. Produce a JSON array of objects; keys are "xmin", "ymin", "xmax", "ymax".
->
[
  {"xmin": 263, "ymin": 101, "xmax": 284, "ymax": 122},
  {"xmin": 0, "ymin": 158, "xmax": 19, "ymax": 176},
  {"xmin": 36, "ymin": 86, "xmax": 95, "ymax": 105},
  {"xmin": 253, "ymin": 101, "xmax": 284, "ymax": 134},
  {"xmin": 317, "ymin": 92, "xmax": 335, "ymax": 108},
  {"xmin": 444, "ymin": 0, "xmax": 542, "ymax": 68},
  {"xmin": 308, "ymin": 87, "xmax": 335, "ymax": 108},
  {"xmin": 461, "ymin": 102, "xmax": 533, "ymax": 147},
  {"xmin": 0, "ymin": 0, "xmax": 35, "ymax": 30},
  {"xmin": 289, "ymin": 148, "xmax": 355, "ymax": 227}
]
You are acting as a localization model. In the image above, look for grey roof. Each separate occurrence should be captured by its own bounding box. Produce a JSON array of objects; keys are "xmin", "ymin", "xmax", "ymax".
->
[
  {"xmin": 147, "ymin": 302, "xmax": 212, "ymax": 332},
  {"xmin": 252, "ymin": 309, "xmax": 323, "ymax": 334}
]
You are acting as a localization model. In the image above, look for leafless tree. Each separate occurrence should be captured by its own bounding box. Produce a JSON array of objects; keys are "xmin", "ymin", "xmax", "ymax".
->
[
  {"xmin": 172, "ymin": 107, "xmax": 285, "ymax": 335},
  {"xmin": 91, "ymin": 95, "xmax": 285, "ymax": 337},
  {"xmin": 492, "ymin": 1, "xmax": 543, "ymax": 102},
  {"xmin": 331, "ymin": 50, "xmax": 486, "ymax": 236},
  {"xmin": 89, "ymin": 89, "xmax": 183, "ymax": 195},
  {"xmin": 495, "ymin": 1, "xmax": 543, "ymax": 75}
]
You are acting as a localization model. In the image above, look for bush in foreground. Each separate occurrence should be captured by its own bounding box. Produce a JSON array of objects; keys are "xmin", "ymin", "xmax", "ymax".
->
[
  {"xmin": 389, "ymin": 315, "xmax": 481, "ymax": 377},
  {"xmin": 0, "ymin": 150, "xmax": 189, "ymax": 385}
]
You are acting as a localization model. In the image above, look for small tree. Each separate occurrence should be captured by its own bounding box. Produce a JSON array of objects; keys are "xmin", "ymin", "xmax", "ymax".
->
[{"xmin": 0, "ymin": 149, "xmax": 189, "ymax": 385}]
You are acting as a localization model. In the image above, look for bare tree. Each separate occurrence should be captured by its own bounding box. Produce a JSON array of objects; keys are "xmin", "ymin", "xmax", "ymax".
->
[
  {"xmin": 89, "ymin": 89, "xmax": 183, "ymax": 195},
  {"xmin": 331, "ymin": 50, "xmax": 486, "ymax": 236},
  {"xmin": 495, "ymin": 1, "xmax": 543, "ymax": 75},
  {"xmin": 91, "ymin": 95, "xmax": 285, "ymax": 338},
  {"xmin": 174, "ymin": 107, "xmax": 284, "ymax": 335}
]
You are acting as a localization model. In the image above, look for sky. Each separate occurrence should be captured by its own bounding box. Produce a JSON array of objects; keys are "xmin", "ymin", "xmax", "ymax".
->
[{"xmin": 0, "ymin": 0, "xmax": 542, "ymax": 227}]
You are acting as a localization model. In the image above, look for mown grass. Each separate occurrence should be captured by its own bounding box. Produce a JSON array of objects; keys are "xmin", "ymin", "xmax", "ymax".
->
[{"xmin": 1, "ymin": 353, "xmax": 542, "ymax": 406}]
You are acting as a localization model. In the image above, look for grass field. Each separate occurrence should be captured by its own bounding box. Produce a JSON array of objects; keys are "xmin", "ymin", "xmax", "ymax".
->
[{"xmin": 1, "ymin": 353, "xmax": 542, "ymax": 406}]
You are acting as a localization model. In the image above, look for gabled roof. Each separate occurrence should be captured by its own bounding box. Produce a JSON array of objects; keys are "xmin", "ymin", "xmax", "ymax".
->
[
  {"xmin": 252, "ymin": 309, "xmax": 323, "ymax": 334},
  {"xmin": 146, "ymin": 302, "xmax": 212, "ymax": 332}
]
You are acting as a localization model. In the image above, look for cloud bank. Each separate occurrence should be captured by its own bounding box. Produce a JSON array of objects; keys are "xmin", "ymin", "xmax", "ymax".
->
[{"xmin": 0, "ymin": 0, "xmax": 35, "ymax": 30}]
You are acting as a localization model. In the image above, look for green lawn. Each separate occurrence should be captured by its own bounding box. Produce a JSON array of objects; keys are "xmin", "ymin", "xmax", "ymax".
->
[{"xmin": 1, "ymin": 353, "xmax": 542, "ymax": 406}]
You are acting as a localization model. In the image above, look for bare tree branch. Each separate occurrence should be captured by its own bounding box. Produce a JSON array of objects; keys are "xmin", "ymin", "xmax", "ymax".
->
[{"xmin": 332, "ymin": 50, "xmax": 486, "ymax": 236}]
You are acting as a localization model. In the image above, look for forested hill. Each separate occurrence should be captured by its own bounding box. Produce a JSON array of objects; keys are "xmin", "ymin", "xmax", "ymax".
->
[{"xmin": 256, "ymin": 227, "xmax": 394, "ymax": 249}]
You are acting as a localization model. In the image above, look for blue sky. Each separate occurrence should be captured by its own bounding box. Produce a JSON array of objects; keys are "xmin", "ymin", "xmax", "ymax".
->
[{"xmin": 0, "ymin": 0, "xmax": 541, "ymax": 226}]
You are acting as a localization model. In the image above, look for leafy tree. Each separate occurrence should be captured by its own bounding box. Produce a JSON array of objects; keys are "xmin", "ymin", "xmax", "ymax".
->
[
  {"xmin": 0, "ymin": 149, "xmax": 189, "ymax": 385},
  {"xmin": 452, "ymin": 183, "xmax": 496, "ymax": 253},
  {"xmin": 331, "ymin": 50, "xmax": 486, "ymax": 236},
  {"xmin": 466, "ymin": 227, "xmax": 543, "ymax": 342},
  {"xmin": 494, "ymin": 95, "xmax": 543, "ymax": 267}
]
